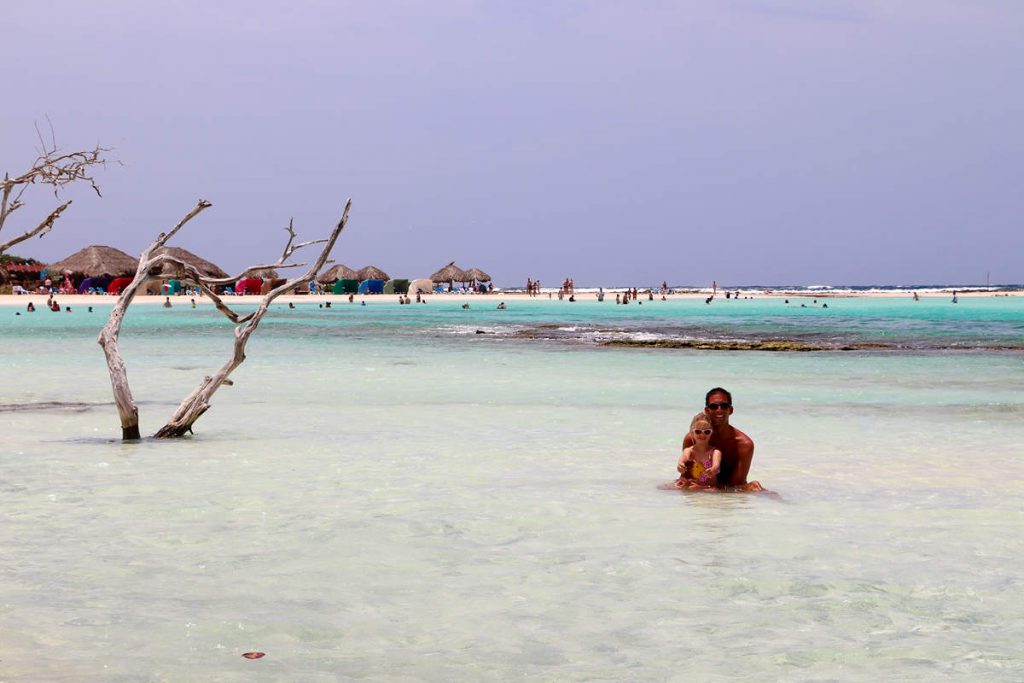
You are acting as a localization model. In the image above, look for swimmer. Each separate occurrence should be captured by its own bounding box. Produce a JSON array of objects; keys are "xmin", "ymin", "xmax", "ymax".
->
[{"xmin": 677, "ymin": 412, "xmax": 722, "ymax": 488}]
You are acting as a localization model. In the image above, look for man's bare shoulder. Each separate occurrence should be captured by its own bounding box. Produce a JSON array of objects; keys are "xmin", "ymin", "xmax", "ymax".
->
[{"xmin": 732, "ymin": 427, "xmax": 755, "ymax": 450}]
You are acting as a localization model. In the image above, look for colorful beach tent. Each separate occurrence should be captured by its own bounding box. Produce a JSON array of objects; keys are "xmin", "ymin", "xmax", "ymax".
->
[
  {"xmin": 107, "ymin": 277, "xmax": 134, "ymax": 294},
  {"xmin": 357, "ymin": 279, "xmax": 384, "ymax": 294},
  {"xmin": 235, "ymin": 278, "xmax": 262, "ymax": 294},
  {"xmin": 78, "ymin": 277, "xmax": 109, "ymax": 293},
  {"xmin": 383, "ymin": 279, "xmax": 410, "ymax": 294},
  {"xmin": 337, "ymin": 279, "xmax": 359, "ymax": 294},
  {"xmin": 408, "ymin": 278, "xmax": 433, "ymax": 295}
]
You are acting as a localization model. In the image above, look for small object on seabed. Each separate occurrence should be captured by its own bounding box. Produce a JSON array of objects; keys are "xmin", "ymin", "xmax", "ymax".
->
[{"xmin": 242, "ymin": 652, "xmax": 265, "ymax": 659}]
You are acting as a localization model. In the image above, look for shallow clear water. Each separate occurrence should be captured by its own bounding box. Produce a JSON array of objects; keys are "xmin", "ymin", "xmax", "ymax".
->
[{"xmin": 2, "ymin": 297, "xmax": 1023, "ymax": 681}]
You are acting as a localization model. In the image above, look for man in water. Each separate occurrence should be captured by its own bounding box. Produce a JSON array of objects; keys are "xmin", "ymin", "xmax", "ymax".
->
[{"xmin": 681, "ymin": 387, "xmax": 762, "ymax": 491}]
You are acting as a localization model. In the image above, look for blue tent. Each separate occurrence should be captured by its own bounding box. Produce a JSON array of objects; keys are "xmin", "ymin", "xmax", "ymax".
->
[
  {"xmin": 78, "ymin": 276, "xmax": 109, "ymax": 293},
  {"xmin": 357, "ymin": 279, "xmax": 384, "ymax": 294}
]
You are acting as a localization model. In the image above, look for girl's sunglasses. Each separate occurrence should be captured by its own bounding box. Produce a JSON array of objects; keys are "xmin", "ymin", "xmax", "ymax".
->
[{"xmin": 692, "ymin": 428, "xmax": 712, "ymax": 435}]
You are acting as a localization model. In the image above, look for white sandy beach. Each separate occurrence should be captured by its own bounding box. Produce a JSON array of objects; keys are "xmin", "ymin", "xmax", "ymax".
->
[{"xmin": 0, "ymin": 288, "xmax": 1017, "ymax": 309}]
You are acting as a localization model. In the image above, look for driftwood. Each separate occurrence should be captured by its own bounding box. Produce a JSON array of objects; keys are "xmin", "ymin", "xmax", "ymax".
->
[
  {"xmin": 0, "ymin": 123, "xmax": 112, "ymax": 255},
  {"xmin": 97, "ymin": 200, "xmax": 212, "ymax": 439},
  {"xmin": 98, "ymin": 199, "xmax": 352, "ymax": 440}
]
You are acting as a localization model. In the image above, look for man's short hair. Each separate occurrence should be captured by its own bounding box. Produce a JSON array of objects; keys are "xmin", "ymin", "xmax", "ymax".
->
[{"xmin": 705, "ymin": 387, "xmax": 732, "ymax": 405}]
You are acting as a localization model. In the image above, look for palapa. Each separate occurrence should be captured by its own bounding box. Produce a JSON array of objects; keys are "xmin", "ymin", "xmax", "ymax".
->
[
  {"xmin": 48, "ymin": 245, "xmax": 139, "ymax": 277},
  {"xmin": 244, "ymin": 267, "xmax": 279, "ymax": 279},
  {"xmin": 357, "ymin": 265, "xmax": 389, "ymax": 281},
  {"xmin": 463, "ymin": 267, "xmax": 491, "ymax": 282},
  {"xmin": 151, "ymin": 247, "xmax": 229, "ymax": 279},
  {"xmin": 317, "ymin": 263, "xmax": 358, "ymax": 283},
  {"xmin": 430, "ymin": 262, "xmax": 468, "ymax": 283}
]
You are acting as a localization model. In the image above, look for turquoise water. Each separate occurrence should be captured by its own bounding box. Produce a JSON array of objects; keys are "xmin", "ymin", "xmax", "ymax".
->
[{"xmin": 2, "ymin": 297, "xmax": 1023, "ymax": 681}]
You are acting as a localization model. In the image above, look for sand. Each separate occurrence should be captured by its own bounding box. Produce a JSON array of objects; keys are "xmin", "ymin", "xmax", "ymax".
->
[{"xmin": 0, "ymin": 287, "xmax": 1017, "ymax": 308}]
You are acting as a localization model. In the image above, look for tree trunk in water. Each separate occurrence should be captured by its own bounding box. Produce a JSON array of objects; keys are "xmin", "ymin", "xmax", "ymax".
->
[
  {"xmin": 152, "ymin": 201, "xmax": 351, "ymax": 438},
  {"xmin": 98, "ymin": 200, "xmax": 212, "ymax": 440}
]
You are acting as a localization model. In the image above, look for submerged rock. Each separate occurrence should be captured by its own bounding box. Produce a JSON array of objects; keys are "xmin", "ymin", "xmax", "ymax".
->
[{"xmin": 599, "ymin": 339, "xmax": 897, "ymax": 352}]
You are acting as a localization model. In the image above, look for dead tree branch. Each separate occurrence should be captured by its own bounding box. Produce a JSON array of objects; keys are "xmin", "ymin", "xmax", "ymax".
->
[
  {"xmin": 97, "ymin": 199, "xmax": 352, "ymax": 440},
  {"xmin": 1, "ymin": 129, "xmax": 114, "ymax": 255},
  {"xmin": 153, "ymin": 200, "xmax": 351, "ymax": 438},
  {"xmin": 97, "ymin": 200, "xmax": 213, "ymax": 440}
]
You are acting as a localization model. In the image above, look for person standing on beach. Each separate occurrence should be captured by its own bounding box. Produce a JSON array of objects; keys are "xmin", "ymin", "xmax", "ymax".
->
[{"xmin": 680, "ymin": 387, "xmax": 762, "ymax": 491}]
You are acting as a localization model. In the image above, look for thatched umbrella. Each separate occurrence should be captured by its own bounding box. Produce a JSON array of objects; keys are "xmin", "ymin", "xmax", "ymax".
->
[
  {"xmin": 317, "ymin": 263, "xmax": 358, "ymax": 283},
  {"xmin": 48, "ymin": 245, "xmax": 139, "ymax": 277},
  {"xmin": 463, "ymin": 267, "xmax": 492, "ymax": 282},
  {"xmin": 357, "ymin": 265, "xmax": 389, "ymax": 281},
  {"xmin": 244, "ymin": 267, "xmax": 279, "ymax": 279},
  {"xmin": 152, "ymin": 247, "xmax": 229, "ymax": 279},
  {"xmin": 430, "ymin": 261, "xmax": 468, "ymax": 283}
]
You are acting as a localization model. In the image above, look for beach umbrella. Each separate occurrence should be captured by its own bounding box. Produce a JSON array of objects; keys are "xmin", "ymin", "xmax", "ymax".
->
[
  {"xmin": 357, "ymin": 265, "xmax": 389, "ymax": 281},
  {"xmin": 463, "ymin": 267, "xmax": 491, "ymax": 282},
  {"xmin": 244, "ymin": 267, "xmax": 279, "ymax": 279},
  {"xmin": 430, "ymin": 261, "xmax": 468, "ymax": 283},
  {"xmin": 317, "ymin": 263, "xmax": 358, "ymax": 283},
  {"xmin": 48, "ymin": 245, "xmax": 139, "ymax": 277},
  {"xmin": 151, "ymin": 247, "xmax": 229, "ymax": 279}
]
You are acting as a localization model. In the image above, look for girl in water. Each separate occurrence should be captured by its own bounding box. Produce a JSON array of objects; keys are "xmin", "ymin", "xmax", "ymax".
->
[{"xmin": 676, "ymin": 413, "xmax": 722, "ymax": 488}]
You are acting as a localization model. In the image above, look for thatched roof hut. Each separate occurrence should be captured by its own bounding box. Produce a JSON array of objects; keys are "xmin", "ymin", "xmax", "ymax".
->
[
  {"xmin": 357, "ymin": 265, "xmax": 389, "ymax": 281},
  {"xmin": 317, "ymin": 263, "xmax": 358, "ymax": 283},
  {"xmin": 430, "ymin": 262, "xmax": 468, "ymax": 283},
  {"xmin": 243, "ymin": 267, "xmax": 279, "ymax": 279},
  {"xmin": 151, "ymin": 247, "xmax": 229, "ymax": 279},
  {"xmin": 464, "ymin": 267, "xmax": 492, "ymax": 282},
  {"xmin": 48, "ymin": 245, "xmax": 139, "ymax": 277}
]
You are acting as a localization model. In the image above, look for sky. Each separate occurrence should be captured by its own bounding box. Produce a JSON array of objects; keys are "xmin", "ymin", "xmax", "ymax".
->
[{"xmin": 3, "ymin": 0, "xmax": 1023, "ymax": 286}]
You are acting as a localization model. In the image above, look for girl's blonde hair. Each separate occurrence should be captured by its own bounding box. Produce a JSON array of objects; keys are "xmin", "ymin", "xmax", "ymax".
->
[{"xmin": 690, "ymin": 412, "xmax": 712, "ymax": 430}]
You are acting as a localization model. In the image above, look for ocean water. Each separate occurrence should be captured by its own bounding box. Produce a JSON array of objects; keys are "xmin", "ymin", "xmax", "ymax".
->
[{"xmin": 2, "ymin": 296, "xmax": 1023, "ymax": 681}]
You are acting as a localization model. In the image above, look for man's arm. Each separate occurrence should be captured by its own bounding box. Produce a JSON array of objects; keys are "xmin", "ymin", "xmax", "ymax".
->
[{"xmin": 726, "ymin": 433, "xmax": 755, "ymax": 486}]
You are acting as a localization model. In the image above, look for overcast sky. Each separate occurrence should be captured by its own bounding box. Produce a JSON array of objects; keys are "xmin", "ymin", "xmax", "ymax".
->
[{"xmin": 3, "ymin": 1, "xmax": 1022, "ymax": 286}]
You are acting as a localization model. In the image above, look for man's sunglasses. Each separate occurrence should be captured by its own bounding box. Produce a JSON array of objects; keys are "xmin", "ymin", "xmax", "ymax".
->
[
  {"xmin": 692, "ymin": 428, "xmax": 712, "ymax": 435},
  {"xmin": 706, "ymin": 402, "xmax": 731, "ymax": 410}
]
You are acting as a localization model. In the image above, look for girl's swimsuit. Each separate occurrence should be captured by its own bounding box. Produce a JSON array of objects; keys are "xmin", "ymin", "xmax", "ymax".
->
[{"xmin": 690, "ymin": 453, "xmax": 717, "ymax": 486}]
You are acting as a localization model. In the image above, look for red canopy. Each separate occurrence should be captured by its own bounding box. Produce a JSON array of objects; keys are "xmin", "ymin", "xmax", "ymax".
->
[
  {"xmin": 107, "ymin": 277, "xmax": 135, "ymax": 294},
  {"xmin": 235, "ymin": 278, "xmax": 262, "ymax": 294},
  {"xmin": 4, "ymin": 264, "xmax": 45, "ymax": 273}
]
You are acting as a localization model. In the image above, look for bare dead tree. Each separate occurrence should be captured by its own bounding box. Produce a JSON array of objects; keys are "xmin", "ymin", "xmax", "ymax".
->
[
  {"xmin": 98, "ymin": 199, "xmax": 352, "ymax": 440},
  {"xmin": 1, "ymin": 123, "xmax": 113, "ymax": 256}
]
